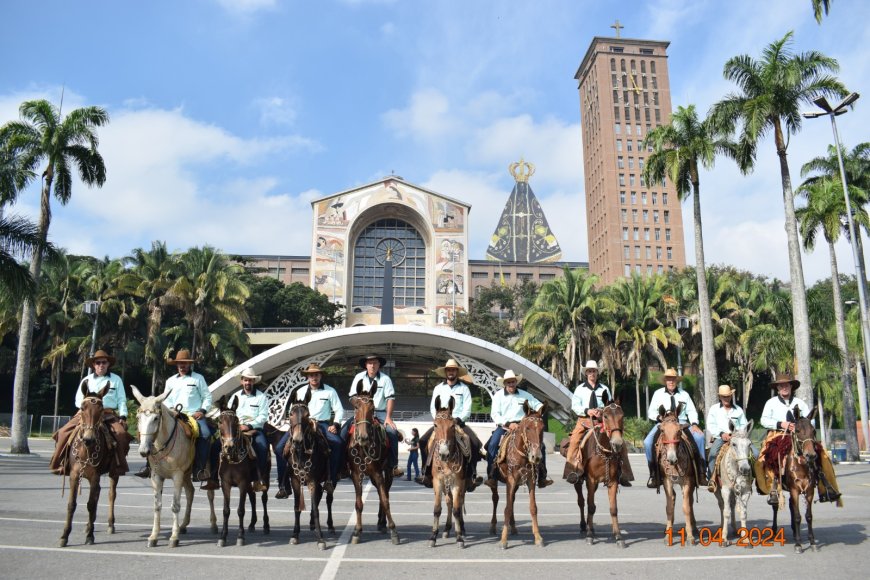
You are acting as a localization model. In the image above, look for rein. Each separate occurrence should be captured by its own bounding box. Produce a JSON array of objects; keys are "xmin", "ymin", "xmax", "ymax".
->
[
  {"xmin": 349, "ymin": 396, "xmax": 385, "ymax": 469},
  {"xmin": 145, "ymin": 407, "xmax": 181, "ymax": 462},
  {"xmin": 219, "ymin": 410, "xmax": 249, "ymax": 465}
]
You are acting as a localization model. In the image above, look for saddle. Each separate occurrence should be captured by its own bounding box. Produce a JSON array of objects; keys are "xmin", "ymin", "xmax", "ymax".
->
[{"xmin": 495, "ymin": 430, "xmax": 516, "ymax": 465}]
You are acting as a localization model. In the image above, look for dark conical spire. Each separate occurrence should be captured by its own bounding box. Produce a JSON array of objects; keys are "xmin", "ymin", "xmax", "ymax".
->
[{"xmin": 486, "ymin": 158, "xmax": 562, "ymax": 263}]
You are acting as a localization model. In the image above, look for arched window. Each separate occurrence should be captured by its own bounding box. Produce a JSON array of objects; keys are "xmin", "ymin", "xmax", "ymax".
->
[{"xmin": 352, "ymin": 218, "xmax": 426, "ymax": 307}]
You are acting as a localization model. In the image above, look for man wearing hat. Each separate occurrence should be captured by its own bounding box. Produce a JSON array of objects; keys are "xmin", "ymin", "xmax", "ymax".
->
[
  {"xmin": 341, "ymin": 354, "xmax": 403, "ymax": 477},
  {"xmin": 275, "ymin": 364, "xmax": 345, "ymax": 498},
  {"xmin": 756, "ymin": 373, "xmax": 841, "ymax": 505},
  {"xmin": 484, "ymin": 369, "xmax": 553, "ymax": 489},
  {"xmin": 563, "ymin": 360, "xmax": 633, "ymax": 486},
  {"xmin": 228, "ymin": 368, "xmax": 270, "ymax": 492},
  {"xmin": 644, "ymin": 368, "xmax": 707, "ymax": 488},
  {"xmin": 415, "ymin": 359, "xmax": 484, "ymax": 490},
  {"xmin": 705, "ymin": 384, "xmax": 752, "ymax": 492},
  {"xmin": 49, "ymin": 349, "xmax": 133, "ymax": 476}
]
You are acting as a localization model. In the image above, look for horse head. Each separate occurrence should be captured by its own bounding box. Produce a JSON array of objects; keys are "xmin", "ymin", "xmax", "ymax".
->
[
  {"xmin": 350, "ymin": 379, "xmax": 375, "ymax": 444},
  {"xmin": 519, "ymin": 400, "xmax": 547, "ymax": 466},
  {"xmin": 131, "ymin": 385, "xmax": 170, "ymax": 457},
  {"xmin": 433, "ymin": 394, "xmax": 457, "ymax": 460},
  {"xmin": 730, "ymin": 418, "xmax": 754, "ymax": 476},
  {"xmin": 79, "ymin": 381, "xmax": 110, "ymax": 447},
  {"xmin": 218, "ymin": 394, "xmax": 241, "ymax": 455},
  {"xmin": 793, "ymin": 406, "xmax": 817, "ymax": 464},
  {"xmin": 289, "ymin": 385, "xmax": 313, "ymax": 445},
  {"xmin": 600, "ymin": 393, "xmax": 625, "ymax": 451},
  {"xmin": 658, "ymin": 402, "xmax": 684, "ymax": 465}
]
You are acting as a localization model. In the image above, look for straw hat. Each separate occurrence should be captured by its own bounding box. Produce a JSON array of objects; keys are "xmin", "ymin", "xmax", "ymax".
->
[
  {"xmin": 717, "ymin": 384, "xmax": 736, "ymax": 397},
  {"xmin": 582, "ymin": 360, "xmax": 600, "ymax": 372},
  {"xmin": 167, "ymin": 348, "xmax": 196, "ymax": 365},
  {"xmin": 662, "ymin": 368, "xmax": 682, "ymax": 381},
  {"xmin": 358, "ymin": 354, "xmax": 387, "ymax": 368},
  {"xmin": 434, "ymin": 358, "xmax": 473, "ymax": 383},
  {"xmin": 300, "ymin": 363, "xmax": 325, "ymax": 376},
  {"xmin": 770, "ymin": 373, "xmax": 800, "ymax": 389},
  {"xmin": 85, "ymin": 349, "xmax": 116, "ymax": 368},
  {"xmin": 496, "ymin": 369, "xmax": 524, "ymax": 386},
  {"xmin": 239, "ymin": 367, "xmax": 262, "ymax": 383}
]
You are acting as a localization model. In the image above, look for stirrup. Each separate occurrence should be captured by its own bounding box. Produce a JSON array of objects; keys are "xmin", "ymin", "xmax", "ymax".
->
[
  {"xmin": 565, "ymin": 472, "xmax": 580, "ymax": 484},
  {"xmin": 767, "ymin": 491, "xmax": 779, "ymax": 506},
  {"xmin": 707, "ymin": 479, "xmax": 717, "ymax": 493},
  {"xmin": 647, "ymin": 476, "xmax": 659, "ymax": 489}
]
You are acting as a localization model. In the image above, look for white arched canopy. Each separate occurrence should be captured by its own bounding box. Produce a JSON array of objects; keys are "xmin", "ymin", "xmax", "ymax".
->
[{"xmin": 211, "ymin": 324, "xmax": 573, "ymax": 425}]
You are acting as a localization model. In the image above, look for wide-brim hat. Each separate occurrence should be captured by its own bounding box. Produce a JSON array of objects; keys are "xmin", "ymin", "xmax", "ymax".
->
[
  {"xmin": 85, "ymin": 349, "xmax": 116, "ymax": 368},
  {"xmin": 167, "ymin": 348, "xmax": 196, "ymax": 365},
  {"xmin": 718, "ymin": 384, "xmax": 736, "ymax": 397},
  {"xmin": 301, "ymin": 363, "xmax": 325, "ymax": 376},
  {"xmin": 770, "ymin": 373, "xmax": 800, "ymax": 389},
  {"xmin": 359, "ymin": 354, "xmax": 387, "ymax": 368},
  {"xmin": 239, "ymin": 367, "xmax": 262, "ymax": 383},
  {"xmin": 434, "ymin": 358, "xmax": 473, "ymax": 383},
  {"xmin": 583, "ymin": 360, "xmax": 600, "ymax": 372},
  {"xmin": 662, "ymin": 367, "xmax": 682, "ymax": 381},
  {"xmin": 497, "ymin": 369, "xmax": 524, "ymax": 386}
]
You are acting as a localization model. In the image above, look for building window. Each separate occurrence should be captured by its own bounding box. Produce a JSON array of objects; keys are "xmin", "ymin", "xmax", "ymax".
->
[
  {"xmin": 628, "ymin": 157, "xmax": 634, "ymax": 170},
  {"xmin": 652, "ymin": 192, "xmax": 658, "ymax": 205},
  {"xmin": 626, "ymin": 140, "xmax": 633, "ymax": 152},
  {"xmin": 641, "ymin": 48, "xmax": 654, "ymax": 55},
  {"xmin": 638, "ymin": 158, "xmax": 645, "ymax": 171},
  {"xmin": 622, "ymin": 227, "xmax": 629, "ymax": 241},
  {"xmin": 616, "ymin": 139, "xmax": 622, "ymax": 151},
  {"xmin": 644, "ymin": 228, "xmax": 650, "ymax": 241},
  {"xmin": 656, "ymin": 246, "xmax": 663, "ymax": 259},
  {"xmin": 619, "ymin": 173, "xmax": 625, "ymax": 186},
  {"xmin": 635, "ymin": 246, "xmax": 641, "ymax": 259},
  {"xmin": 624, "ymin": 246, "xmax": 630, "ymax": 259},
  {"xmin": 636, "ymin": 124, "xmax": 642, "ymax": 136},
  {"xmin": 629, "ymin": 174, "xmax": 636, "ymax": 186},
  {"xmin": 619, "ymin": 191, "xmax": 626, "ymax": 204},
  {"xmin": 518, "ymin": 272, "xmax": 533, "ymax": 281},
  {"xmin": 615, "ymin": 123, "xmax": 621, "ymax": 134},
  {"xmin": 621, "ymin": 209, "xmax": 627, "ymax": 222},
  {"xmin": 655, "ymin": 228, "xmax": 661, "ymax": 241},
  {"xmin": 664, "ymin": 210, "xmax": 670, "ymax": 224},
  {"xmin": 610, "ymin": 58, "xmax": 616, "ymax": 71},
  {"xmin": 471, "ymin": 271, "xmax": 489, "ymax": 279},
  {"xmin": 662, "ymin": 192, "xmax": 668, "ymax": 205},
  {"xmin": 665, "ymin": 228, "xmax": 671, "ymax": 241},
  {"xmin": 626, "ymin": 124, "xmax": 632, "ymax": 135},
  {"xmin": 610, "ymin": 46, "xmax": 624, "ymax": 53},
  {"xmin": 618, "ymin": 156, "xmax": 625, "ymax": 169},
  {"xmin": 352, "ymin": 218, "xmax": 426, "ymax": 307},
  {"xmin": 667, "ymin": 247, "xmax": 673, "ymax": 260},
  {"xmin": 642, "ymin": 192, "xmax": 647, "ymax": 205},
  {"xmin": 632, "ymin": 209, "xmax": 638, "ymax": 222},
  {"xmin": 645, "ymin": 246, "xmax": 652, "ymax": 259},
  {"xmin": 630, "ymin": 191, "xmax": 637, "ymax": 204},
  {"xmin": 653, "ymin": 210, "xmax": 660, "ymax": 224},
  {"xmin": 650, "ymin": 61, "xmax": 656, "ymax": 74},
  {"xmin": 643, "ymin": 210, "xmax": 649, "ymax": 223},
  {"xmin": 633, "ymin": 227, "xmax": 639, "ymax": 241},
  {"xmin": 624, "ymin": 264, "xmax": 631, "ymax": 277},
  {"xmin": 635, "ymin": 264, "xmax": 642, "ymax": 273},
  {"xmin": 655, "ymin": 109, "xmax": 661, "ymax": 123},
  {"xmin": 614, "ymin": 105, "xmax": 620, "ymax": 121},
  {"xmin": 640, "ymin": 174, "xmax": 646, "ymax": 187},
  {"xmin": 647, "ymin": 265, "xmax": 653, "ymax": 275},
  {"xmin": 657, "ymin": 264, "xmax": 664, "ymax": 274},
  {"xmin": 539, "ymin": 273, "xmax": 556, "ymax": 280}
]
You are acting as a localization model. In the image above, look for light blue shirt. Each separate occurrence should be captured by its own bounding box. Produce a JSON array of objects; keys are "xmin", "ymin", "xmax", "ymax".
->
[
  {"xmin": 75, "ymin": 373, "xmax": 128, "ymax": 417},
  {"xmin": 706, "ymin": 402, "xmax": 748, "ymax": 439},
  {"xmin": 648, "ymin": 387, "xmax": 698, "ymax": 425},
  {"xmin": 490, "ymin": 388, "xmax": 543, "ymax": 426},
  {"xmin": 349, "ymin": 370, "xmax": 395, "ymax": 411},
  {"xmin": 430, "ymin": 381, "xmax": 472, "ymax": 421},
  {"xmin": 571, "ymin": 382, "xmax": 612, "ymax": 416},
  {"xmin": 760, "ymin": 395, "xmax": 812, "ymax": 430},
  {"xmin": 164, "ymin": 371, "xmax": 212, "ymax": 414},
  {"xmin": 229, "ymin": 388, "xmax": 269, "ymax": 430},
  {"xmin": 297, "ymin": 384, "xmax": 344, "ymax": 423}
]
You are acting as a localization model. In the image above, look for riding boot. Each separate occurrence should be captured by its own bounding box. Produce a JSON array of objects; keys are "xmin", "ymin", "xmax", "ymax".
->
[
  {"xmin": 537, "ymin": 464, "xmax": 554, "ymax": 488},
  {"xmin": 696, "ymin": 455, "xmax": 708, "ymax": 486},
  {"xmin": 817, "ymin": 470, "xmax": 842, "ymax": 503},
  {"xmin": 767, "ymin": 479, "xmax": 780, "ymax": 506},
  {"xmin": 134, "ymin": 464, "xmax": 152, "ymax": 479},
  {"xmin": 647, "ymin": 462, "xmax": 660, "ymax": 489}
]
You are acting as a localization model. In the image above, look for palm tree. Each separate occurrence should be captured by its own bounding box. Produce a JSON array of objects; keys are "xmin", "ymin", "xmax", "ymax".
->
[
  {"xmin": 1, "ymin": 99, "xmax": 108, "ymax": 454},
  {"xmin": 0, "ymin": 214, "xmax": 55, "ymax": 303},
  {"xmin": 711, "ymin": 31, "xmax": 847, "ymax": 402},
  {"xmin": 643, "ymin": 105, "xmax": 743, "ymax": 414},
  {"xmin": 796, "ymin": 177, "xmax": 866, "ymax": 460},
  {"xmin": 812, "ymin": 0, "xmax": 833, "ymax": 23}
]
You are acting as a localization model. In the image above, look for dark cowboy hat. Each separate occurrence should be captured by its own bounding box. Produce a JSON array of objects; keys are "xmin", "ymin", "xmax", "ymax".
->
[
  {"xmin": 85, "ymin": 349, "xmax": 116, "ymax": 368},
  {"xmin": 301, "ymin": 363, "xmax": 326, "ymax": 375},
  {"xmin": 358, "ymin": 354, "xmax": 387, "ymax": 368},
  {"xmin": 167, "ymin": 348, "xmax": 196, "ymax": 365},
  {"xmin": 770, "ymin": 373, "xmax": 800, "ymax": 389}
]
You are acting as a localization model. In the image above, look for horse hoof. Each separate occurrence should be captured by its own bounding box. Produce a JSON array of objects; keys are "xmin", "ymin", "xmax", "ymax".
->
[
  {"xmin": 180, "ymin": 527, "xmax": 188, "ymax": 535},
  {"xmin": 811, "ymin": 544, "xmax": 819, "ymax": 553},
  {"xmin": 318, "ymin": 541, "xmax": 327, "ymax": 551},
  {"xmin": 378, "ymin": 526, "xmax": 388, "ymax": 534},
  {"xmin": 329, "ymin": 528, "xmax": 336, "ymax": 536},
  {"xmin": 536, "ymin": 539, "xmax": 545, "ymax": 548},
  {"xmin": 489, "ymin": 527, "xmax": 496, "ymax": 536},
  {"xmin": 85, "ymin": 537, "xmax": 94, "ymax": 545},
  {"xmin": 217, "ymin": 539, "xmax": 225, "ymax": 548},
  {"xmin": 391, "ymin": 535, "xmax": 400, "ymax": 546},
  {"xmin": 211, "ymin": 525, "xmax": 218, "ymax": 534},
  {"xmin": 510, "ymin": 528, "xmax": 518, "ymax": 536},
  {"xmin": 442, "ymin": 531, "xmax": 449, "ymax": 539},
  {"xmin": 57, "ymin": 539, "xmax": 67, "ymax": 548},
  {"xmin": 616, "ymin": 539, "xmax": 626, "ymax": 549},
  {"xmin": 500, "ymin": 542, "xmax": 508, "ymax": 550},
  {"xmin": 263, "ymin": 527, "xmax": 270, "ymax": 535},
  {"xmin": 147, "ymin": 539, "xmax": 158, "ymax": 548},
  {"xmin": 169, "ymin": 538, "xmax": 179, "ymax": 548},
  {"xmin": 351, "ymin": 536, "xmax": 360, "ymax": 545},
  {"xmin": 795, "ymin": 545, "xmax": 803, "ymax": 554},
  {"xmin": 107, "ymin": 526, "xmax": 115, "ymax": 535},
  {"xmin": 310, "ymin": 524, "xmax": 315, "ymax": 531},
  {"xmin": 249, "ymin": 524, "xmax": 256, "ymax": 532},
  {"xmin": 428, "ymin": 540, "xmax": 436, "ymax": 548},
  {"xmin": 290, "ymin": 537, "xmax": 299, "ymax": 545},
  {"xmin": 586, "ymin": 537, "xmax": 594, "ymax": 545},
  {"xmin": 236, "ymin": 538, "xmax": 245, "ymax": 547},
  {"xmin": 457, "ymin": 541, "xmax": 465, "ymax": 549}
]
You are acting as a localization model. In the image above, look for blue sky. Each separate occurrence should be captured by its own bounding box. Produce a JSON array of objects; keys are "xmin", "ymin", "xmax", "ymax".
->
[{"xmin": 2, "ymin": 0, "xmax": 869, "ymax": 283}]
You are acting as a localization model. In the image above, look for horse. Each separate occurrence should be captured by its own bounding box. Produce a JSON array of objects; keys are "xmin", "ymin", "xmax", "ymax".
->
[
  {"xmin": 285, "ymin": 386, "xmax": 334, "ymax": 549},
  {"xmin": 58, "ymin": 383, "xmax": 114, "ymax": 547},
  {"xmin": 772, "ymin": 407, "xmax": 820, "ymax": 554},
  {"xmin": 655, "ymin": 403, "xmax": 699, "ymax": 545},
  {"xmin": 428, "ymin": 395, "xmax": 468, "ymax": 549},
  {"xmin": 131, "ymin": 385, "xmax": 216, "ymax": 548},
  {"xmin": 345, "ymin": 383, "xmax": 399, "ymax": 545},
  {"xmin": 572, "ymin": 394, "xmax": 626, "ymax": 548},
  {"xmin": 713, "ymin": 419, "xmax": 754, "ymax": 547},
  {"xmin": 489, "ymin": 401, "xmax": 548, "ymax": 549},
  {"xmin": 215, "ymin": 396, "xmax": 271, "ymax": 547}
]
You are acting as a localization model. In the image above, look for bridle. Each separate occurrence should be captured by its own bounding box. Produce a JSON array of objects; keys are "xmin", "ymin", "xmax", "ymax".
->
[
  {"xmin": 288, "ymin": 402, "xmax": 316, "ymax": 482},
  {"xmin": 349, "ymin": 394, "xmax": 384, "ymax": 468},
  {"xmin": 219, "ymin": 409, "xmax": 248, "ymax": 465},
  {"xmin": 433, "ymin": 412, "xmax": 462, "ymax": 472},
  {"xmin": 137, "ymin": 402, "xmax": 181, "ymax": 461},
  {"xmin": 72, "ymin": 396, "xmax": 106, "ymax": 467}
]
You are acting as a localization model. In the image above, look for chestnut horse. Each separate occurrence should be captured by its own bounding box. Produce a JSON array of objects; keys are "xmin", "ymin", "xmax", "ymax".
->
[
  {"xmin": 656, "ymin": 403, "xmax": 698, "ymax": 545},
  {"xmin": 216, "ymin": 396, "xmax": 270, "ymax": 547},
  {"xmin": 285, "ymin": 386, "xmax": 334, "ymax": 549},
  {"xmin": 58, "ymin": 383, "xmax": 114, "ymax": 547},
  {"xmin": 772, "ymin": 407, "xmax": 819, "ymax": 554},
  {"xmin": 572, "ymin": 394, "xmax": 626, "ymax": 547},
  {"xmin": 132, "ymin": 385, "xmax": 216, "ymax": 548},
  {"xmin": 346, "ymin": 383, "xmax": 399, "ymax": 545},
  {"xmin": 489, "ymin": 401, "xmax": 548, "ymax": 549},
  {"xmin": 428, "ymin": 395, "xmax": 467, "ymax": 549}
]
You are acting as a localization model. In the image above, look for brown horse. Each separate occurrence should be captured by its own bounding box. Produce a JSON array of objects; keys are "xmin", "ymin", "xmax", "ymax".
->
[
  {"xmin": 572, "ymin": 394, "xmax": 626, "ymax": 548},
  {"xmin": 656, "ymin": 403, "xmax": 698, "ymax": 545},
  {"xmin": 773, "ymin": 407, "xmax": 820, "ymax": 554},
  {"xmin": 285, "ymin": 386, "xmax": 334, "ymax": 549},
  {"xmin": 346, "ymin": 383, "xmax": 399, "ymax": 545},
  {"xmin": 489, "ymin": 401, "xmax": 548, "ymax": 549},
  {"xmin": 216, "ymin": 396, "xmax": 270, "ymax": 547},
  {"xmin": 428, "ymin": 395, "xmax": 468, "ymax": 548},
  {"xmin": 58, "ymin": 383, "xmax": 114, "ymax": 547}
]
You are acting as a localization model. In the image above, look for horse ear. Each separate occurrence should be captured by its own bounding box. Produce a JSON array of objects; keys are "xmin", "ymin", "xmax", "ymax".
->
[
  {"xmin": 602, "ymin": 390, "xmax": 611, "ymax": 406},
  {"xmin": 746, "ymin": 418, "xmax": 753, "ymax": 432},
  {"xmin": 728, "ymin": 419, "xmax": 735, "ymax": 432},
  {"xmin": 614, "ymin": 396, "xmax": 621, "ymax": 407},
  {"xmin": 539, "ymin": 401, "xmax": 548, "ymax": 416},
  {"xmin": 807, "ymin": 407, "xmax": 817, "ymax": 422},
  {"xmin": 676, "ymin": 402, "xmax": 684, "ymax": 417},
  {"xmin": 80, "ymin": 380, "xmax": 90, "ymax": 398},
  {"xmin": 793, "ymin": 405, "xmax": 802, "ymax": 420},
  {"xmin": 216, "ymin": 395, "xmax": 227, "ymax": 411},
  {"xmin": 658, "ymin": 404, "xmax": 666, "ymax": 418},
  {"xmin": 230, "ymin": 395, "xmax": 240, "ymax": 411},
  {"xmin": 97, "ymin": 381, "xmax": 111, "ymax": 399},
  {"xmin": 130, "ymin": 385, "xmax": 145, "ymax": 404},
  {"xmin": 304, "ymin": 387, "xmax": 312, "ymax": 404},
  {"xmin": 448, "ymin": 395, "xmax": 455, "ymax": 413},
  {"xmin": 522, "ymin": 399, "xmax": 532, "ymax": 415},
  {"xmin": 155, "ymin": 388, "xmax": 170, "ymax": 404}
]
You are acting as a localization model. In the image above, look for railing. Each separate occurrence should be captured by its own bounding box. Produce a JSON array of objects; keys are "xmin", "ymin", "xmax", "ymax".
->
[
  {"xmin": 391, "ymin": 411, "xmax": 493, "ymax": 422},
  {"xmin": 245, "ymin": 327, "xmax": 323, "ymax": 333}
]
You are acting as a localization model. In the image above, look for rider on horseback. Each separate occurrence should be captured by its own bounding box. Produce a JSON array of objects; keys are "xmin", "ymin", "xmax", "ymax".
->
[
  {"xmin": 644, "ymin": 368, "xmax": 707, "ymax": 488},
  {"xmin": 228, "ymin": 368, "xmax": 270, "ymax": 492},
  {"xmin": 416, "ymin": 359, "xmax": 484, "ymax": 490},
  {"xmin": 562, "ymin": 360, "xmax": 633, "ymax": 486},
  {"xmin": 705, "ymin": 384, "xmax": 754, "ymax": 493},
  {"xmin": 756, "ymin": 373, "xmax": 841, "ymax": 506},
  {"xmin": 483, "ymin": 369, "xmax": 554, "ymax": 489}
]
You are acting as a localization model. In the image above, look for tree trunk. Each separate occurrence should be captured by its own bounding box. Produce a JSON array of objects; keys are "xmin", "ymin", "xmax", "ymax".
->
[
  {"xmin": 691, "ymin": 177, "xmax": 719, "ymax": 416},
  {"xmin": 774, "ymin": 120, "xmax": 812, "ymax": 400},
  {"xmin": 829, "ymin": 243, "xmax": 861, "ymax": 460},
  {"xmin": 635, "ymin": 373, "xmax": 641, "ymax": 419}
]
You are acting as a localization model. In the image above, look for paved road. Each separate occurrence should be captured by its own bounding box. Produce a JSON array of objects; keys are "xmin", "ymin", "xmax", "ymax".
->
[{"xmin": 1, "ymin": 438, "xmax": 867, "ymax": 579}]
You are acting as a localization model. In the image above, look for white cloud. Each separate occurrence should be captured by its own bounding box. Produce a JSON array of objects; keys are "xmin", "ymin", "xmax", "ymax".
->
[
  {"xmin": 212, "ymin": 0, "xmax": 278, "ymax": 15},
  {"xmin": 382, "ymin": 88, "xmax": 458, "ymax": 142},
  {"xmin": 252, "ymin": 96, "xmax": 298, "ymax": 127}
]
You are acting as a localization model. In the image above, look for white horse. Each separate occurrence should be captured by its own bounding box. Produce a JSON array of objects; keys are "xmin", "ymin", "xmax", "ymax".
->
[
  {"xmin": 131, "ymin": 386, "xmax": 216, "ymax": 547},
  {"xmin": 714, "ymin": 419, "xmax": 754, "ymax": 546}
]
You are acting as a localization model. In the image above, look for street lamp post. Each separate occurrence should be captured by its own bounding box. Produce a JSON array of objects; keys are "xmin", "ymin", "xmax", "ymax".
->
[
  {"xmin": 82, "ymin": 300, "xmax": 101, "ymax": 358},
  {"xmin": 804, "ymin": 92, "xmax": 870, "ymax": 453}
]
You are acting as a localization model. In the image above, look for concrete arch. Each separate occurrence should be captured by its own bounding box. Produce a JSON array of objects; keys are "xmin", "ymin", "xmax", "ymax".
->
[{"xmin": 210, "ymin": 324, "xmax": 572, "ymax": 424}]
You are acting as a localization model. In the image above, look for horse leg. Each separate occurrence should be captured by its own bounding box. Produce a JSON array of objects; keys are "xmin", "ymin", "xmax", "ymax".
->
[
  {"xmin": 206, "ymin": 488, "xmax": 217, "ymax": 534},
  {"xmin": 59, "ymin": 469, "xmax": 79, "ymax": 547},
  {"xmin": 500, "ymin": 481, "xmax": 516, "ymax": 549},
  {"xmin": 247, "ymin": 488, "xmax": 257, "ymax": 532},
  {"xmin": 683, "ymin": 483, "xmax": 697, "ymax": 545},
  {"xmin": 806, "ymin": 489, "xmax": 818, "ymax": 552},
  {"xmin": 444, "ymin": 487, "xmax": 454, "ymax": 539},
  {"xmin": 261, "ymin": 490, "xmax": 270, "ymax": 535},
  {"xmin": 716, "ymin": 488, "xmax": 729, "ymax": 546},
  {"xmin": 312, "ymin": 483, "xmax": 326, "ymax": 550},
  {"xmin": 529, "ymin": 479, "xmax": 543, "ymax": 547},
  {"xmin": 218, "ymin": 480, "xmax": 231, "ymax": 547},
  {"xmin": 107, "ymin": 475, "xmax": 118, "ymax": 534},
  {"xmin": 608, "ymin": 481, "xmax": 624, "ymax": 548},
  {"xmin": 351, "ymin": 473, "xmax": 364, "ymax": 544},
  {"xmin": 585, "ymin": 478, "xmax": 597, "ymax": 544},
  {"xmin": 147, "ymin": 475, "xmax": 164, "ymax": 547},
  {"xmin": 790, "ymin": 488, "xmax": 803, "ymax": 554},
  {"xmin": 663, "ymin": 480, "xmax": 675, "ymax": 545},
  {"xmin": 236, "ymin": 482, "xmax": 248, "ymax": 546},
  {"xmin": 85, "ymin": 473, "xmax": 100, "ymax": 545},
  {"xmin": 429, "ymin": 479, "xmax": 442, "ymax": 547},
  {"xmin": 575, "ymin": 481, "xmax": 586, "ymax": 535},
  {"xmin": 290, "ymin": 478, "xmax": 302, "ymax": 545},
  {"xmin": 168, "ymin": 473, "xmax": 185, "ymax": 548},
  {"xmin": 453, "ymin": 486, "xmax": 466, "ymax": 549},
  {"xmin": 326, "ymin": 483, "xmax": 335, "ymax": 535},
  {"xmin": 489, "ymin": 483, "xmax": 499, "ymax": 536},
  {"xmin": 373, "ymin": 471, "xmax": 399, "ymax": 544}
]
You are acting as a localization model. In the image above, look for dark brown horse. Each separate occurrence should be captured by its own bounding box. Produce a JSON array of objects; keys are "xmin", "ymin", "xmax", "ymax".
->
[
  {"xmin": 489, "ymin": 401, "xmax": 548, "ymax": 549},
  {"xmin": 428, "ymin": 395, "xmax": 467, "ymax": 548},
  {"xmin": 216, "ymin": 396, "xmax": 270, "ymax": 547},
  {"xmin": 656, "ymin": 403, "xmax": 698, "ymax": 545},
  {"xmin": 773, "ymin": 407, "xmax": 819, "ymax": 554},
  {"xmin": 285, "ymin": 386, "xmax": 334, "ymax": 549},
  {"xmin": 572, "ymin": 394, "xmax": 626, "ymax": 547},
  {"xmin": 58, "ymin": 383, "xmax": 114, "ymax": 547},
  {"xmin": 345, "ymin": 383, "xmax": 399, "ymax": 545}
]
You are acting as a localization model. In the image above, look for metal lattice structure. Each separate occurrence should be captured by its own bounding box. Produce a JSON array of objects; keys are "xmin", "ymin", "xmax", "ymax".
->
[
  {"xmin": 447, "ymin": 351, "xmax": 501, "ymax": 402},
  {"xmin": 262, "ymin": 350, "xmax": 339, "ymax": 424}
]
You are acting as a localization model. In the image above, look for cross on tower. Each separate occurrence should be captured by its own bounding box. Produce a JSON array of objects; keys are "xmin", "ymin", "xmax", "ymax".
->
[{"xmin": 610, "ymin": 19, "xmax": 624, "ymax": 38}]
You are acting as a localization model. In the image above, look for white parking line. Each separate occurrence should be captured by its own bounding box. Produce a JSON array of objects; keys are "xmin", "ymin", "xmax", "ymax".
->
[{"xmin": 320, "ymin": 481, "xmax": 372, "ymax": 580}]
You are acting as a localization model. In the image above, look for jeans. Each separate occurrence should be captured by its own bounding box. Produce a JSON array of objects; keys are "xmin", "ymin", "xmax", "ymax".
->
[
  {"xmin": 644, "ymin": 424, "xmax": 706, "ymax": 467},
  {"xmin": 248, "ymin": 429, "xmax": 269, "ymax": 482},
  {"xmin": 194, "ymin": 417, "xmax": 214, "ymax": 475},
  {"xmin": 406, "ymin": 450, "xmax": 419, "ymax": 479},
  {"xmin": 339, "ymin": 411, "xmax": 398, "ymax": 469}
]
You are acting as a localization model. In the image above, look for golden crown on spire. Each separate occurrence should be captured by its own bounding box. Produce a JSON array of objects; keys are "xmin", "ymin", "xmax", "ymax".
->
[{"xmin": 509, "ymin": 158, "xmax": 535, "ymax": 183}]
